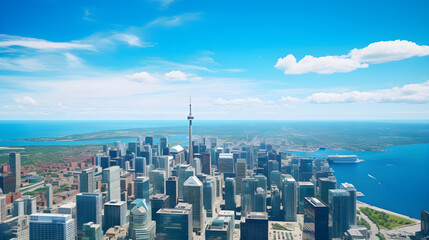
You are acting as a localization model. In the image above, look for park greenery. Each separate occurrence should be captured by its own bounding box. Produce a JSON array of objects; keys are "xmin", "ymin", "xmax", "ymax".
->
[
  {"xmin": 272, "ymin": 223, "xmax": 291, "ymax": 231},
  {"xmin": 357, "ymin": 219, "xmax": 371, "ymax": 230},
  {"xmin": 360, "ymin": 207, "xmax": 415, "ymax": 229}
]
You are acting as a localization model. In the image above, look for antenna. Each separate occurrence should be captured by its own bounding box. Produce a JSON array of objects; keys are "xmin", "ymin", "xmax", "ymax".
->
[{"xmin": 189, "ymin": 96, "xmax": 192, "ymax": 115}]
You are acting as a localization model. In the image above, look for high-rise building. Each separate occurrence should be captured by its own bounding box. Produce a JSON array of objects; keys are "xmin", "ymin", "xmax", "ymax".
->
[
  {"xmin": 0, "ymin": 194, "xmax": 7, "ymax": 221},
  {"xmin": 298, "ymin": 181, "xmax": 315, "ymax": 214},
  {"xmin": 202, "ymin": 153, "xmax": 211, "ymax": 175},
  {"xmin": 156, "ymin": 203, "xmax": 193, "ymax": 240},
  {"xmin": 22, "ymin": 195, "xmax": 37, "ymax": 215},
  {"xmin": 135, "ymin": 157, "xmax": 146, "ymax": 175},
  {"xmin": 80, "ymin": 167, "xmax": 96, "ymax": 193},
  {"xmin": 82, "ymin": 222, "xmax": 103, "ymax": 240},
  {"xmin": 240, "ymin": 212, "xmax": 268, "ymax": 240},
  {"xmin": 102, "ymin": 166, "xmax": 121, "ymax": 201},
  {"xmin": 45, "ymin": 183, "xmax": 53, "ymax": 209},
  {"xmin": 224, "ymin": 178, "xmax": 236, "ymax": 211},
  {"xmin": 177, "ymin": 164, "xmax": 194, "ymax": 199},
  {"xmin": 144, "ymin": 136, "xmax": 154, "ymax": 148},
  {"xmin": 271, "ymin": 186, "xmax": 281, "ymax": 220},
  {"xmin": 205, "ymin": 216, "xmax": 233, "ymax": 240},
  {"xmin": 150, "ymin": 194, "xmax": 170, "ymax": 222},
  {"xmin": 254, "ymin": 187, "xmax": 266, "ymax": 213},
  {"xmin": 183, "ymin": 176, "xmax": 205, "ymax": 233},
  {"xmin": 303, "ymin": 197, "xmax": 329, "ymax": 240},
  {"xmin": 299, "ymin": 158, "xmax": 314, "ymax": 181},
  {"xmin": 241, "ymin": 177, "xmax": 257, "ymax": 214},
  {"xmin": 270, "ymin": 170, "xmax": 281, "ymax": 190},
  {"xmin": 76, "ymin": 193, "xmax": 103, "ymax": 231},
  {"xmin": 103, "ymin": 200, "xmax": 127, "ymax": 232},
  {"xmin": 165, "ymin": 177, "xmax": 178, "ymax": 207},
  {"xmin": 142, "ymin": 145, "xmax": 153, "ymax": 166},
  {"xmin": 236, "ymin": 158, "xmax": 246, "ymax": 194},
  {"xmin": 340, "ymin": 182, "xmax": 357, "ymax": 226},
  {"xmin": 329, "ymin": 189, "xmax": 351, "ymax": 239},
  {"xmin": 157, "ymin": 156, "xmax": 172, "ymax": 178},
  {"xmin": 9, "ymin": 152, "xmax": 21, "ymax": 189},
  {"xmin": 160, "ymin": 137, "xmax": 168, "ymax": 154},
  {"xmin": 13, "ymin": 198, "xmax": 24, "ymax": 217},
  {"xmin": 255, "ymin": 175, "xmax": 267, "ymax": 192},
  {"xmin": 149, "ymin": 170, "xmax": 165, "ymax": 194},
  {"xmin": 203, "ymin": 180, "xmax": 214, "ymax": 217},
  {"xmin": 129, "ymin": 199, "xmax": 156, "ymax": 240},
  {"xmin": 134, "ymin": 177, "xmax": 150, "ymax": 202},
  {"xmin": 283, "ymin": 178, "xmax": 298, "ymax": 222},
  {"xmin": 29, "ymin": 213, "xmax": 75, "ymax": 240},
  {"xmin": 100, "ymin": 156, "xmax": 110, "ymax": 169},
  {"xmin": 218, "ymin": 153, "xmax": 235, "ymax": 175},
  {"xmin": 318, "ymin": 177, "xmax": 337, "ymax": 205},
  {"xmin": 0, "ymin": 174, "xmax": 16, "ymax": 193}
]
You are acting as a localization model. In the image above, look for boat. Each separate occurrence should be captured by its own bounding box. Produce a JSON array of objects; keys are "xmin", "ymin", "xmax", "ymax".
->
[{"xmin": 327, "ymin": 154, "xmax": 363, "ymax": 163}]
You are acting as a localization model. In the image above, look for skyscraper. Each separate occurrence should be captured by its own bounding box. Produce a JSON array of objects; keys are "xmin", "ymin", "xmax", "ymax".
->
[
  {"xmin": 240, "ymin": 212, "xmax": 268, "ymax": 240},
  {"xmin": 160, "ymin": 137, "xmax": 168, "ymax": 154},
  {"xmin": 236, "ymin": 158, "xmax": 246, "ymax": 194},
  {"xmin": 303, "ymin": 197, "xmax": 329, "ymax": 240},
  {"xmin": 318, "ymin": 177, "xmax": 337, "ymax": 205},
  {"xmin": 134, "ymin": 177, "xmax": 150, "ymax": 202},
  {"xmin": 187, "ymin": 98, "xmax": 194, "ymax": 165},
  {"xmin": 224, "ymin": 178, "xmax": 236, "ymax": 211},
  {"xmin": 340, "ymin": 182, "xmax": 357, "ymax": 226},
  {"xmin": 329, "ymin": 189, "xmax": 351, "ymax": 239},
  {"xmin": 80, "ymin": 167, "xmax": 96, "ymax": 193},
  {"xmin": 202, "ymin": 153, "xmax": 211, "ymax": 175},
  {"xmin": 149, "ymin": 169, "xmax": 165, "ymax": 194},
  {"xmin": 183, "ymin": 176, "xmax": 205, "ymax": 233},
  {"xmin": 205, "ymin": 216, "xmax": 233, "ymax": 240},
  {"xmin": 177, "ymin": 164, "xmax": 194, "ymax": 199},
  {"xmin": 218, "ymin": 153, "xmax": 235, "ymax": 176},
  {"xmin": 102, "ymin": 166, "xmax": 121, "ymax": 201},
  {"xmin": 283, "ymin": 178, "xmax": 298, "ymax": 222},
  {"xmin": 29, "ymin": 213, "xmax": 75, "ymax": 240},
  {"xmin": 144, "ymin": 136, "xmax": 154, "ymax": 148},
  {"xmin": 156, "ymin": 203, "xmax": 193, "ymax": 240},
  {"xmin": 46, "ymin": 183, "xmax": 53, "ymax": 209},
  {"xmin": 254, "ymin": 187, "xmax": 266, "ymax": 213},
  {"xmin": 9, "ymin": 152, "xmax": 21, "ymax": 189},
  {"xmin": 298, "ymin": 181, "xmax": 315, "ymax": 214},
  {"xmin": 76, "ymin": 193, "xmax": 103, "ymax": 231},
  {"xmin": 166, "ymin": 176, "xmax": 178, "ymax": 207},
  {"xmin": 82, "ymin": 222, "xmax": 103, "ymax": 240},
  {"xmin": 103, "ymin": 200, "xmax": 127, "ymax": 232},
  {"xmin": 271, "ymin": 186, "xmax": 281, "ymax": 220},
  {"xmin": 13, "ymin": 198, "xmax": 24, "ymax": 217},
  {"xmin": 129, "ymin": 199, "xmax": 156, "ymax": 240},
  {"xmin": 0, "ymin": 194, "xmax": 7, "ymax": 221},
  {"xmin": 241, "ymin": 177, "xmax": 257, "ymax": 214},
  {"xmin": 22, "ymin": 195, "xmax": 37, "ymax": 215},
  {"xmin": 203, "ymin": 180, "xmax": 214, "ymax": 217},
  {"xmin": 135, "ymin": 157, "xmax": 146, "ymax": 175}
]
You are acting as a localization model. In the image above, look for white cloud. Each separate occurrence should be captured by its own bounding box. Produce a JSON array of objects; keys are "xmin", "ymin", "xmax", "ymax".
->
[
  {"xmin": 127, "ymin": 72, "xmax": 159, "ymax": 83},
  {"xmin": 278, "ymin": 81, "xmax": 429, "ymax": 104},
  {"xmin": 64, "ymin": 53, "xmax": 83, "ymax": 68},
  {"xmin": 113, "ymin": 33, "xmax": 144, "ymax": 47},
  {"xmin": 215, "ymin": 97, "xmax": 275, "ymax": 107},
  {"xmin": 147, "ymin": 13, "xmax": 202, "ymax": 27},
  {"xmin": 164, "ymin": 71, "xmax": 202, "ymax": 81},
  {"xmin": 224, "ymin": 68, "xmax": 247, "ymax": 72},
  {"xmin": 0, "ymin": 34, "xmax": 92, "ymax": 50},
  {"xmin": 0, "ymin": 56, "xmax": 50, "ymax": 71},
  {"xmin": 14, "ymin": 96, "xmax": 37, "ymax": 105},
  {"xmin": 275, "ymin": 40, "xmax": 429, "ymax": 74}
]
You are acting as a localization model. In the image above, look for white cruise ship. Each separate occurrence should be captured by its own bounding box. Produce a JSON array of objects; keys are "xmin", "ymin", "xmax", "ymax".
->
[{"xmin": 327, "ymin": 154, "xmax": 363, "ymax": 163}]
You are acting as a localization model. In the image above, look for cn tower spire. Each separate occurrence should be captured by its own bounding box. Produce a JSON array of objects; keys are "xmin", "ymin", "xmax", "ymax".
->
[{"xmin": 187, "ymin": 97, "xmax": 194, "ymax": 165}]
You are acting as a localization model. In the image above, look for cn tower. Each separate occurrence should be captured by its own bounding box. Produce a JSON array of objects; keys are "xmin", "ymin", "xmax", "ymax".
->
[{"xmin": 187, "ymin": 97, "xmax": 194, "ymax": 165}]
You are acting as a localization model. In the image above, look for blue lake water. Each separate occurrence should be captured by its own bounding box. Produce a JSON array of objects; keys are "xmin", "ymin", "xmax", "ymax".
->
[
  {"xmin": 1, "ymin": 120, "xmax": 428, "ymax": 219},
  {"xmin": 288, "ymin": 144, "xmax": 429, "ymax": 219}
]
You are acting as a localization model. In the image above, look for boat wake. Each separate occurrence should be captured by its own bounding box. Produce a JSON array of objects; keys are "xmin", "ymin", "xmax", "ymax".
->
[{"xmin": 368, "ymin": 174, "xmax": 381, "ymax": 185}]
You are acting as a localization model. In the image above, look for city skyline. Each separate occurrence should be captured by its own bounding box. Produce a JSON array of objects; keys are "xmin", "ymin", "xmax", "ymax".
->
[{"xmin": 1, "ymin": 0, "xmax": 429, "ymax": 120}]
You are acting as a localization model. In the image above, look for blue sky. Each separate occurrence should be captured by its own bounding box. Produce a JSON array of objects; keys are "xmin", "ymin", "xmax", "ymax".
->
[{"xmin": 1, "ymin": 0, "xmax": 429, "ymax": 120}]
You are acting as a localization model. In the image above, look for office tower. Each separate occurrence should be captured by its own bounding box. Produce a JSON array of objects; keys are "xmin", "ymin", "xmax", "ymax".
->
[
  {"xmin": 0, "ymin": 194, "xmax": 7, "ymax": 221},
  {"xmin": 329, "ymin": 189, "xmax": 351, "ymax": 238},
  {"xmin": 129, "ymin": 199, "xmax": 156, "ymax": 240},
  {"xmin": 298, "ymin": 182, "xmax": 315, "ymax": 214},
  {"xmin": 166, "ymin": 177, "xmax": 178, "ymax": 207},
  {"xmin": 160, "ymin": 137, "xmax": 168, "ymax": 153},
  {"xmin": 128, "ymin": 141, "xmax": 138, "ymax": 155},
  {"xmin": 9, "ymin": 152, "xmax": 21, "ymax": 189},
  {"xmin": 299, "ymin": 158, "xmax": 314, "ymax": 181},
  {"xmin": 149, "ymin": 170, "xmax": 165, "ymax": 194},
  {"xmin": 134, "ymin": 177, "xmax": 150, "ymax": 202},
  {"xmin": 100, "ymin": 156, "xmax": 110, "ymax": 169},
  {"xmin": 135, "ymin": 157, "xmax": 146, "ymax": 175},
  {"xmin": 271, "ymin": 186, "xmax": 281, "ymax": 220},
  {"xmin": 76, "ymin": 193, "xmax": 103, "ymax": 231},
  {"xmin": 0, "ymin": 174, "xmax": 16, "ymax": 193},
  {"xmin": 13, "ymin": 198, "xmax": 24, "ymax": 217},
  {"xmin": 236, "ymin": 158, "xmax": 246, "ymax": 194},
  {"xmin": 29, "ymin": 213, "xmax": 75, "ymax": 240},
  {"xmin": 254, "ymin": 187, "xmax": 266, "ymax": 212},
  {"xmin": 303, "ymin": 197, "xmax": 329, "ymax": 240},
  {"xmin": 150, "ymin": 194, "xmax": 170, "ymax": 222},
  {"xmin": 23, "ymin": 195, "xmax": 37, "ymax": 215},
  {"xmin": 156, "ymin": 203, "xmax": 193, "ymax": 240},
  {"xmin": 144, "ymin": 136, "xmax": 154, "ymax": 148},
  {"xmin": 80, "ymin": 167, "xmax": 96, "ymax": 193},
  {"xmin": 218, "ymin": 153, "xmax": 235, "ymax": 175},
  {"xmin": 318, "ymin": 177, "xmax": 337, "ymax": 205},
  {"xmin": 142, "ymin": 145, "xmax": 153, "ymax": 166},
  {"xmin": 270, "ymin": 170, "xmax": 281, "ymax": 190},
  {"xmin": 267, "ymin": 160, "xmax": 278, "ymax": 189},
  {"xmin": 255, "ymin": 175, "xmax": 267, "ymax": 192},
  {"xmin": 283, "ymin": 178, "xmax": 298, "ymax": 221},
  {"xmin": 224, "ymin": 178, "xmax": 236, "ymax": 211},
  {"xmin": 241, "ymin": 177, "xmax": 257, "ymax": 214},
  {"xmin": 341, "ymin": 182, "xmax": 357, "ymax": 226},
  {"xmin": 158, "ymin": 156, "xmax": 172, "ymax": 177},
  {"xmin": 193, "ymin": 157, "xmax": 201, "ymax": 174},
  {"xmin": 421, "ymin": 210, "xmax": 429, "ymax": 237},
  {"xmin": 103, "ymin": 200, "xmax": 127, "ymax": 232},
  {"xmin": 203, "ymin": 180, "xmax": 214, "ymax": 217},
  {"xmin": 183, "ymin": 176, "xmax": 205, "ymax": 233},
  {"xmin": 202, "ymin": 153, "xmax": 211, "ymax": 175},
  {"xmin": 102, "ymin": 166, "xmax": 121, "ymax": 201},
  {"xmin": 58, "ymin": 202, "xmax": 77, "ymax": 237},
  {"xmin": 177, "ymin": 164, "xmax": 194, "ymax": 199},
  {"xmin": 82, "ymin": 222, "xmax": 103, "ymax": 240},
  {"xmin": 45, "ymin": 183, "xmax": 53, "ymax": 209},
  {"xmin": 206, "ymin": 216, "xmax": 232, "ymax": 240},
  {"xmin": 240, "ymin": 212, "xmax": 268, "ymax": 240},
  {"xmin": 170, "ymin": 145, "xmax": 185, "ymax": 164}
]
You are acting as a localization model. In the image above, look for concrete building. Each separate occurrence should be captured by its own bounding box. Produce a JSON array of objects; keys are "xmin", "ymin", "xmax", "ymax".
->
[
  {"xmin": 29, "ymin": 213, "xmax": 75, "ymax": 240},
  {"xmin": 9, "ymin": 152, "xmax": 21, "ymax": 189},
  {"xmin": 22, "ymin": 196, "xmax": 37, "ymax": 215},
  {"xmin": 45, "ymin": 183, "xmax": 53, "ymax": 209},
  {"xmin": 13, "ymin": 198, "xmax": 24, "ymax": 217},
  {"xmin": 183, "ymin": 176, "xmax": 205, "ymax": 233},
  {"xmin": 102, "ymin": 166, "xmax": 121, "ymax": 201},
  {"xmin": 80, "ymin": 167, "xmax": 96, "ymax": 193}
]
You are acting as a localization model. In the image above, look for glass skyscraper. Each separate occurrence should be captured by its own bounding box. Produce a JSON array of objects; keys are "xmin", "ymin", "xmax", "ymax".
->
[
  {"xmin": 29, "ymin": 213, "xmax": 75, "ymax": 240},
  {"xmin": 283, "ymin": 178, "xmax": 298, "ymax": 221},
  {"xmin": 303, "ymin": 197, "xmax": 329, "ymax": 240},
  {"xmin": 76, "ymin": 193, "xmax": 102, "ymax": 231},
  {"xmin": 224, "ymin": 177, "xmax": 236, "ymax": 211},
  {"xmin": 329, "ymin": 189, "xmax": 351, "ymax": 238}
]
